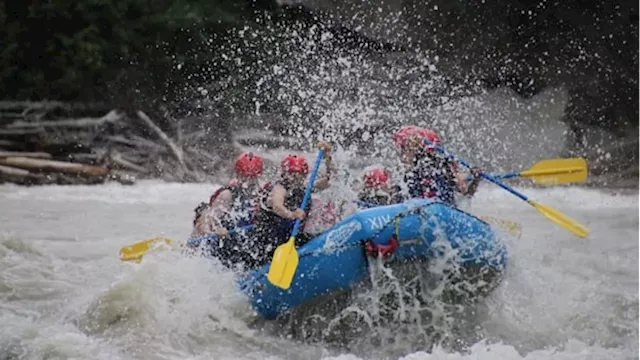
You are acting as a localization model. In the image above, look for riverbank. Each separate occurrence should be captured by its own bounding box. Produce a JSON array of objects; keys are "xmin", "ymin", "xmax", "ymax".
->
[{"xmin": 0, "ymin": 101, "xmax": 237, "ymax": 186}]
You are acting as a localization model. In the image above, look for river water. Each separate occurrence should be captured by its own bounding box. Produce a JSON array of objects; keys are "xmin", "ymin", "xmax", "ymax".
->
[{"xmin": 0, "ymin": 180, "xmax": 637, "ymax": 360}]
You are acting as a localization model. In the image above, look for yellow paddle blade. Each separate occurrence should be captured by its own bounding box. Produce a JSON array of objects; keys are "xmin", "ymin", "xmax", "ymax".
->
[
  {"xmin": 478, "ymin": 216, "xmax": 522, "ymax": 239},
  {"xmin": 119, "ymin": 237, "xmax": 174, "ymax": 262},
  {"xmin": 521, "ymin": 158, "xmax": 588, "ymax": 185},
  {"xmin": 528, "ymin": 200, "xmax": 589, "ymax": 238},
  {"xmin": 267, "ymin": 237, "xmax": 299, "ymax": 290}
]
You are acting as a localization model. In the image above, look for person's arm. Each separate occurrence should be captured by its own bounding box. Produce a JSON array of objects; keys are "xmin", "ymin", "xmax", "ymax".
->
[
  {"xmin": 192, "ymin": 203, "xmax": 212, "ymax": 237},
  {"xmin": 313, "ymin": 156, "xmax": 334, "ymax": 190},
  {"xmin": 312, "ymin": 142, "xmax": 334, "ymax": 190},
  {"xmin": 268, "ymin": 185, "xmax": 304, "ymax": 219},
  {"xmin": 209, "ymin": 189, "xmax": 233, "ymax": 235},
  {"xmin": 210, "ymin": 189, "xmax": 232, "ymax": 214},
  {"xmin": 455, "ymin": 166, "xmax": 481, "ymax": 196},
  {"xmin": 455, "ymin": 171, "xmax": 470, "ymax": 194}
]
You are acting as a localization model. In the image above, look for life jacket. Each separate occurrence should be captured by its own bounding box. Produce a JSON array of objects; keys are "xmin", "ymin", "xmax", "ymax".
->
[
  {"xmin": 253, "ymin": 180, "xmax": 309, "ymax": 239},
  {"xmin": 192, "ymin": 202, "xmax": 210, "ymax": 226},
  {"xmin": 358, "ymin": 189, "xmax": 393, "ymax": 206},
  {"xmin": 404, "ymin": 150, "xmax": 457, "ymax": 205},
  {"xmin": 208, "ymin": 184, "xmax": 265, "ymax": 229},
  {"xmin": 304, "ymin": 196, "xmax": 340, "ymax": 235}
]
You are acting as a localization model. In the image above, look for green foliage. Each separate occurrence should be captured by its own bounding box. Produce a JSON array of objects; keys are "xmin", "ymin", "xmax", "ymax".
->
[{"xmin": 0, "ymin": 0, "xmax": 274, "ymax": 102}]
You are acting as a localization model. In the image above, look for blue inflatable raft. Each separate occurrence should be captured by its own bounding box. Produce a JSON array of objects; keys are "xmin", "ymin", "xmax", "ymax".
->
[{"xmin": 188, "ymin": 198, "xmax": 508, "ymax": 320}]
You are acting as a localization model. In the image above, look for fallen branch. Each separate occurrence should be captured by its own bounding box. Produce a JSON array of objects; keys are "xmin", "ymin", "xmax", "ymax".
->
[
  {"xmin": 110, "ymin": 152, "xmax": 148, "ymax": 173},
  {"xmin": 1, "ymin": 112, "xmax": 26, "ymax": 119},
  {"xmin": 66, "ymin": 153, "xmax": 101, "ymax": 163},
  {"xmin": 0, "ymin": 102, "xmax": 232, "ymax": 186},
  {"xmin": 6, "ymin": 110, "xmax": 123, "ymax": 129},
  {"xmin": 0, "ymin": 151, "xmax": 52, "ymax": 159},
  {"xmin": 105, "ymin": 135, "xmax": 167, "ymax": 152},
  {"xmin": 0, "ymin": 164, "xmax": 31, "ymax": 177},
  {"xmin": 0, "ymin": 128, "xmax": 43, "ymax": 135},
  {"xmin": 0, "ymin": 101, "xmax": 108, "ymax": 112},
  {"xmin": 0, "ymin": 101, "xmax": 67, "ymax": 111},
  {"xmin": 0, "ymin": 157, "xmax": 110, "ymax": 176},
  {"xmin": 136, "ymin": 111, "xmax": 186, "ymax": 168}
]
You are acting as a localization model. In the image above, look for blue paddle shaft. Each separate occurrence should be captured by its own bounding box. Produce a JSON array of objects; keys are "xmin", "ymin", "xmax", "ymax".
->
[
  {"xmin": 290, "ymin": 149, "xmax": 326, "ymax": 239},
  {"xmin": 421, "ymin": 139, "xmax": 530, "ymax": 202},
  {"xmin": 466, "ymin": 171, "xmax": 519, "ymax": 182},
  {"xmin": 496, "ymin": 172, "xmax": 519, "ymax": 180}
]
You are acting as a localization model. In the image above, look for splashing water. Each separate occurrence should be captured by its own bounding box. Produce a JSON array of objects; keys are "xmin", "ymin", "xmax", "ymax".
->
[
  {"xmin": 0, "ymin": 177, "xmax": 636, "ymax": 359},
  {"xmin": 1, "ymin": 10, "xmax": 637, "ymax": 359}
]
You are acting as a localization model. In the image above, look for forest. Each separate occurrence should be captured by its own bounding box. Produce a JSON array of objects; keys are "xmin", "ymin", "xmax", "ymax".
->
[{"xmin": 1, "ymin": 0, "xmax": 637, "ymax": 186}]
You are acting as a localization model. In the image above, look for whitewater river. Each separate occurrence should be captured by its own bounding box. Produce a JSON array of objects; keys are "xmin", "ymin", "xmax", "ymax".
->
[{"xmin": 0, "ymin": 180, "xmax": 637, "ymax": 360}]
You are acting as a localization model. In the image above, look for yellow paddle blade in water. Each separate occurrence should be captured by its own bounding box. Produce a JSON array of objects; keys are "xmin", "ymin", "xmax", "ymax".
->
[
  {"xmin": 119, "ymin": 237, "xmax": 174, "ymax": 262},
  {"xmin": 529, "ymin": 200, "xmax": 589, "ymax": 238},
  {"xmin": 521, "ymin": 158, "xmax": 588, "ymax": 185},
  {"xmin": 478, "ymin": 216, "xmax": 522, "ymax": 239},
  {"xmin": 267, "ymin": 236, "xmax": 299, "ymax": 290}
]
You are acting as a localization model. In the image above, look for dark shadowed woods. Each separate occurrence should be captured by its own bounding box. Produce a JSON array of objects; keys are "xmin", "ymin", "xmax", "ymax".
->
[{"xmin": 0, "ymin": 0, "xmax": 637, "ymax": 186}]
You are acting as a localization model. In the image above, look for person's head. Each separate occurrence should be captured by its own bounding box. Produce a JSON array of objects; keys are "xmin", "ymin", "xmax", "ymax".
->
[
  {"xmin": 393, "ymin": 125, "xmax": 440, "ymax": 163},
  {"xmin": 234, "ymin": 152, "xmax": 263, "ymax": 185},
  {"xmin": 280, "ymin": 154, "xmax": 309, "ymax": 187},
  {"xmin": 363, "ymin": 168, "xmax": 390, "ymax": 191}
]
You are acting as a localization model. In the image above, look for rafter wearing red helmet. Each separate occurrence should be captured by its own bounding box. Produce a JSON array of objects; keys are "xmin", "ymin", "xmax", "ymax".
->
[
  {"xmin": 393, "ymin": 125, "xmax": 481, "ymax": 205},
  {"xmin": 358, "ymin": 167, "xmax": 402, "ymax": 206},
  {"xmin": 250, "ymin": 141, "xmax": 335, "ymax": 268},
  {"xmin": 191, "ymin": 151, "xmax": 265, "ymax": 241}
]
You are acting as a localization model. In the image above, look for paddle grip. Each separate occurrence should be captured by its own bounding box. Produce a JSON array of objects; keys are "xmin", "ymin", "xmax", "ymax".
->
[{"xmin": 290, "ymin": 149, "xmax": 326, "ymax": 239}]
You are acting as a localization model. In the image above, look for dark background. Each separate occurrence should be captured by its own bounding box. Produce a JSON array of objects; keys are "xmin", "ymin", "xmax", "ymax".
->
[{"xmin": 1, "ymin": 0, "xmax": 637, "ymax": 183}]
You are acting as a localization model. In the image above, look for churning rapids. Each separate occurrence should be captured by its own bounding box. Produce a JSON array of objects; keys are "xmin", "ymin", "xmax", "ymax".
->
[
  {"xmin": 0, "ymin": 177, "xmax": 637, "ymax": 359},
  {"xmin": 0, "ymin": 87, "xmax": 638, "ymax": 360}
]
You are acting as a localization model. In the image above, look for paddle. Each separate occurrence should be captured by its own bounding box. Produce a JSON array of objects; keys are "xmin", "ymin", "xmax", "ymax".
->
[
  {"xmin": 421, "ymin": 139, "xmax": 589, "ymax": 238},
  {"xmin": 491, "ymin": 158, "xmax": 588, "ymax": 185},
  {"xmin": 267, "ymin": 149, "xmax": 326, "ymax": 290},
  {"xmin": 119, "ymin": 237, "xmax": 176, "ymax": 263},
  {"xmin": 119, "ymin": 225, "xmax": 253, "ymax": 263}
]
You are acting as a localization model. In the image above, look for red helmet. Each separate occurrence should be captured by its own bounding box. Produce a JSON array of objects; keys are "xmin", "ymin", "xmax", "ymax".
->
[
  {"xmin": 392, "ymin": 125, "xmax": 418, "ymax": 148},
  {"xmin": 363, "ymin": 168, "xmax": 390, "ymax": 188},
  {"xmin": 234, "ymin": 152, "xmax": 263, "ymax": 177},
  {"xmin": 393, "ymin": 125, "xmax": 440, "ymax": 149},
  {"xmin": 281, "ymin": 154, "xmax": 309, "ymax": 174},
  {"xmin": 414, "ymin": 128, "xmax": 440, "ymax": 148}
]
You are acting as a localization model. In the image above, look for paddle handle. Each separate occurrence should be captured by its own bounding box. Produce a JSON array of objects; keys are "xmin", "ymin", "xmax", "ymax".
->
[
  {"xmin": 290, "ymin": 149, "xmax": 326, "ymax": 239},
  {"xmin": 422, "ymin": 139, "xmax": 530, "ymax": 202}
]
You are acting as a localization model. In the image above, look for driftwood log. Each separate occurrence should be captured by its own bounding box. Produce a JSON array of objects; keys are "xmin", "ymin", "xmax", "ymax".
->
[
  {"xmin": 0, "ymin": 157, "xmax": 110, "ymax": 176},
  {"xmin": 0, "ymin": 151, "xmax": 52, "ymax": 159},
  {"xmin": 0, "ymin": 101, "xmax": 229, "ymax": 186}
]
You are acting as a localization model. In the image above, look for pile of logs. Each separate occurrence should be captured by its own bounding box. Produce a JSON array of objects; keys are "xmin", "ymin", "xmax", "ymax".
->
[{"xmin": 0, "ymin": 101, "xmax": 229, "ymax": 186}]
